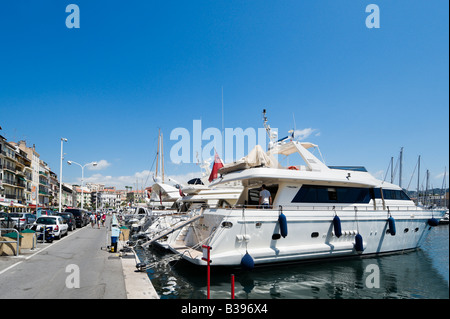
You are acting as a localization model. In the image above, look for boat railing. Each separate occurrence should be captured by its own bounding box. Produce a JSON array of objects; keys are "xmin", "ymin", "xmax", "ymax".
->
[{"xmin": 224, "ymin": 204, "xmax": 439, "ymax": 213}]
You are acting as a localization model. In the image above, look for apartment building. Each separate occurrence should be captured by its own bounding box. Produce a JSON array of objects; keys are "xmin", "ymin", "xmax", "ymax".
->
[
  {"xmin": 1, "ymin": 135, "xmax": 60, "ymax": 211},
  {"xmin": 14, "ymin": 140, "xmax": 45, "ymax": 209},
  {"xmin": 49, "ymin": 171, "xmax": 59, "ymax": 207},
  {"xmin": 0, "ymin": 137, "xmax": 30, "ymax": 210},
  {"xmin": 98, "ymin": 187, "xmax": 121, "ymax": 209},
  {"xmin": 38, "ymin": 160, "xmax": 51, "ymax": 207},
  {"xmin": 2, "ymin": 132, "xmax": 128, "ymax": 211},
  {"xmin": 61, "ymin": 183, "xmax": 76, "ymax": 208},
  {"xmin": 73, "ymin": 186, "xmax": 92, "ymax": 209}
]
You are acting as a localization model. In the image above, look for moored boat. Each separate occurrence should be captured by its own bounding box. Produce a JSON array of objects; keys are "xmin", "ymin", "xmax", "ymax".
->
[{"xmin": 167, "ymin": 112, "xmax": 446, "ymax": 267}]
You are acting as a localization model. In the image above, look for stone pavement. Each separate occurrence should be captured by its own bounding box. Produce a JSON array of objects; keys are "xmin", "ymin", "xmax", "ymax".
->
[{"xmin": 0, "ymin": 218, "xmax": 158, "ymax": 299}]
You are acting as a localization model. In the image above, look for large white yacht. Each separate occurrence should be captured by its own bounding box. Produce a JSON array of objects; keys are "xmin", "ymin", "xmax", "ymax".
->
[{"xmin": 167, "ymin": 113, "xmax": 445, "ymax": 268}]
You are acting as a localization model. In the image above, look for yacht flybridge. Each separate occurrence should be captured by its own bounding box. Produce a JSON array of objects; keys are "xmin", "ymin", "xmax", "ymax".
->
[{"xmin": 168, "ymin": 112, "xmax": 444, "ymax": 268}]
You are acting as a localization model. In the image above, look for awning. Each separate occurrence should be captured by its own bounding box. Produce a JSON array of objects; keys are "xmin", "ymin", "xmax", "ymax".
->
[
  {"xmin": 0, "ymin": 201, "xmax": 26, "ymax": 208},
  {"xmin": 219, "ymin": 145, "xmax": 281, "ymax": 175},
  {"xmin": 28, "ymin": 204, "xmax": 45, "ymax": 209}
]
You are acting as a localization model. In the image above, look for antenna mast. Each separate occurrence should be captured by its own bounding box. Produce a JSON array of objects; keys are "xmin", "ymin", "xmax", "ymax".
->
[{"xmin": 262, "ymin": 109, "xmax": 276, "ymax": 150}]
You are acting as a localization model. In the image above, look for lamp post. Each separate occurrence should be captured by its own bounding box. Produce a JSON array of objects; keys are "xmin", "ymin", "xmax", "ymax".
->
[
  {"xmin": 59, "ymin": 138, "xmax": 68, "ymax": 213},
  {"xmin": 67, "ymin": 160, "xmax": 97, "ymax": 209}
]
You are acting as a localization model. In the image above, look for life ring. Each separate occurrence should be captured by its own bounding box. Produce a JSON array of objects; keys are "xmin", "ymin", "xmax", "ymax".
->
[{"xmin": 288, "ymin": 166, "xmax": 299, "ymax": 170}]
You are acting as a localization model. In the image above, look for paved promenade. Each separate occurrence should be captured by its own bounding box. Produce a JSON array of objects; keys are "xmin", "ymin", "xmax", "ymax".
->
[{"xmin": 0, "ymin": 218, "xmax": 158, "ymax": 299}]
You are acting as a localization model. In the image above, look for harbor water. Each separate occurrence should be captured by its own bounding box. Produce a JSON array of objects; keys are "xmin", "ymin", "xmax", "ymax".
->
[{"xmin": 136, "ymin": 224, "xmax": 449, "ymax": 299}]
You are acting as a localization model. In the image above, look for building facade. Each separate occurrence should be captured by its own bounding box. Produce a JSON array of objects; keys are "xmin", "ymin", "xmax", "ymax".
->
[
  {"xmin": 98, "ymin": 187, "xmax": 121, "ymax": 209},
  {"xmin": 14, "ymin": 140, "xmax": 43, "ymax": 209},
  {"xmin": 73, "ymin": 186, "xmax": 92, "ymax": 209},
  {"xmin": 0, "ymin": 138, "xmax": 29, "ymax": 210},
  {"xmin": 2, "ymin": 132, "xmax": 134, "ymax": 212}
]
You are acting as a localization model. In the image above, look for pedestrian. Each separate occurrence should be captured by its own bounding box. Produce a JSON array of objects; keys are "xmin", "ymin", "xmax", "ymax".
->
[
  {"xmin": 97, "ymin": 213, "xmax": 101, "ymax": 229},
  {"xmin": 101, "ymin": 213, "xmax": 106, "ymax": 227},
  {"xmin": 90, "ymin": 213, "xmax": 95, "ymax": 228}
]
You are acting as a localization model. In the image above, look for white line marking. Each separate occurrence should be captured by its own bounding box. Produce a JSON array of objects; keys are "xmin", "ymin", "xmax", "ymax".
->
[
  {"xmin": 0, "ymin": 261, "xmax": 23, "ymax": 276},
  {"xmin": 0, "ymin": 227, "xmax": 86, "ymax": 275}
]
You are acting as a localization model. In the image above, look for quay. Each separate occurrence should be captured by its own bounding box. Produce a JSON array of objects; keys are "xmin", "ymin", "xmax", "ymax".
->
[{"xmin": 0, "ymin": 216, "xmax": 158, "ymax": 299}]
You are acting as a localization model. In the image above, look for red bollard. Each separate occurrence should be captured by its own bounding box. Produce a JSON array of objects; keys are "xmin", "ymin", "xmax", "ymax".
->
[
  {"xmin": 202, "ymin": 245, "xmax": 212, "ymax": 299},
  {"xmin": 231, "ymin": 274, "xmax": 235, "ymax": 299}
]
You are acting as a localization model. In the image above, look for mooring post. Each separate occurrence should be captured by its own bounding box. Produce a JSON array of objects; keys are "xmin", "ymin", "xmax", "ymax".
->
[
  {"xmin": 202, "ymin": 245, "xmax": 212, "ymax": 299},
  {"xmin": 231, "ymin": 274, "xmax": 235, "ymax": 299}
]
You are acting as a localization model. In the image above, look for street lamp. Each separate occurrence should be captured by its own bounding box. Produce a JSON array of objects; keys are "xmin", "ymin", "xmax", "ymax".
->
[
  {"xmin": 67, "ymin": 160, "xmax": 97, "ymax": 209},
  {"xmin": 59, "ymin": 138, "xmax": 68, "ymax": 213}
]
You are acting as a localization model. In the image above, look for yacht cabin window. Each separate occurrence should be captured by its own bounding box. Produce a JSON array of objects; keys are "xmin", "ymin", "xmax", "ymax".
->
[
  {"xmin": 245, "ymin": 184, "xmax": 279, "ymax": 206},
  {"xmin": 292, "ymin": 185, "xmax": 372, "ymax": 204},
  {"xmin": 292, "ymin": 185, "xmax": 411, "ymax": 204}
]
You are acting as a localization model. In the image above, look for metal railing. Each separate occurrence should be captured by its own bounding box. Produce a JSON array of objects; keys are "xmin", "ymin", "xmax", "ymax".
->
[{"xmin": 222, "ymin": 204, "xmax": 442, "ymax": 213}]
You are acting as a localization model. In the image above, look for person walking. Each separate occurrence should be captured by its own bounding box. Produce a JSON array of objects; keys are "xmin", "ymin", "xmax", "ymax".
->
[
  {"xmin": 101, "ymin": 213, "xmax": 106, "ymax": 227},
  {"xmin": 90, "ymin": 213, "xmax": 96, "ymax": 228}
]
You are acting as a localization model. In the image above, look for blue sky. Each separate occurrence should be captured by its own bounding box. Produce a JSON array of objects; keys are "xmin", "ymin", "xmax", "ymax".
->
[{"xmin": 1, "ymin": 0, "xmax": 448, "ymax": 191}]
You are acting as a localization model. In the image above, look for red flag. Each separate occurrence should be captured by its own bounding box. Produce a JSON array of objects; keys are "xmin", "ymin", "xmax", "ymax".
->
[
  {"xmin": 208, "ymin": 150, "xmax": 224, "ymax": 182},
  {"xmin": 145, "ymin": 187, "xmax": 152, "ymax": 199}
]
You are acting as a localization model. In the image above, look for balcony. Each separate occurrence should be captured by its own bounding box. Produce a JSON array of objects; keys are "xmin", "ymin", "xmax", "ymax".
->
[
  {"xmin": 16, "ymin": 180, "xmax": 26, "ymax": 188},
  {"xmin": 15, "ymin": 169, "xmax": 25, "ymax": 176},
  {"xmin": 4, "ymin": 152, "xmax": 16, "ymax": 161},
  {"xmin": 39, "ymin": 171, "xmax": 49, "ymax": 177},
  {"xmin": 3, "ymin": 163, "xmax": 16, "ymax": 173},
  {"xmin": 39, "ymin": 190, "xmax": 49, "ymax": 197},
  {"xmin": 2, "ymin": 179, "xmax": 16, "ymax": 186}
]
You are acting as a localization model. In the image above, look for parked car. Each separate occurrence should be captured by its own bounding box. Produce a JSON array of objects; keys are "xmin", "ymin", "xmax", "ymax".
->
[
  {"xmin": 55, "ymin": 212, "xmax": 76, "ymax": 231},
  {"xmin": 32, "ymin": 216, "xmax": 69, "ymax": 239},
  {"xmin": 64, "ymin": 208, "xmax": 88, "ymax": 227},
  {"xmin": 8, "ymin": 213, "xmax": 37, "ymax": 230},
  {"xmin": 35, "ymin": 209, "xmax": 56, "ymax": 217}
]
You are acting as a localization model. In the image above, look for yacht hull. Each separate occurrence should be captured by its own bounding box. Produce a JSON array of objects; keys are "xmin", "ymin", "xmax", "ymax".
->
[{"xmin": 169, "ymin": 208, "xmax": 444, "ymax": 267}]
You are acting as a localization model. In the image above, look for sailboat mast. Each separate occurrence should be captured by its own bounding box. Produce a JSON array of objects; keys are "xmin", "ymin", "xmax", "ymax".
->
[
  {"xmin": 161, "ymin": 133, "xmax": 164, "ymax": 183},
  {"xmin": 390, "ymin": 157, "xmax": 394, "ymax": 184},
  {"xmin": 399, "ymin": 147, "xmax": 403, "ymax": 188},
  {"xmin": 426, "ymin": 169, "xmax": 430, "ymax": 206},
  {"xmin": 155, "ymin": 129, "xmax": 160, "ymax": 179},
  {"xmin": 441, "ymin": 167, "xmax": 447, "ymax": 208},
  {"xmin": 417, "ymin": 155, "xmax": 421, "ymax": 205},
  {"xmin": 222, "ymin": 86, "xmax": 224, "ymax": 159}
]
